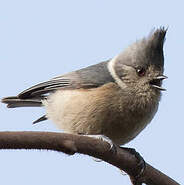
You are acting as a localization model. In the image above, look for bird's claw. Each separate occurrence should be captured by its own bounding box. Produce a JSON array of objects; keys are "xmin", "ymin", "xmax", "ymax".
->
[
  {"xmin": 85, "ymin": 134, "xmax": 117, "ymax": 154},
  {"xmin": 120, "ymin": 147, "xmax": 146, "ymax": 178}
]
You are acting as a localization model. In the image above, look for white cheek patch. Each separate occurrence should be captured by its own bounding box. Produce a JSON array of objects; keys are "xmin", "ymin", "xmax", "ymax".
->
[{"xmin": 107, "ymin": 56, "xmax": 127, "ymax": 89}]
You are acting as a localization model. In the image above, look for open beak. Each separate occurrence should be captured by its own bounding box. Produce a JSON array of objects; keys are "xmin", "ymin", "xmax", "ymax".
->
[{"xmin": 150, "ymin": 75, "xmax": 168, "ymax": 91}]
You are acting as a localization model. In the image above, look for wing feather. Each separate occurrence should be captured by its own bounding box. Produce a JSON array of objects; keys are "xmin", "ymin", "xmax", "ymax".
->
[{"xmin": 18, "ymin": 60, "xmax": 114, "ymax": 99}]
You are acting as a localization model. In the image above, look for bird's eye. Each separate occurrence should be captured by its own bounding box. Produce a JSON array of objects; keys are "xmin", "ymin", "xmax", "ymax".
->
[{"xmin": 136, "ymin": 67, "xmax": 146, "ymax": 77}]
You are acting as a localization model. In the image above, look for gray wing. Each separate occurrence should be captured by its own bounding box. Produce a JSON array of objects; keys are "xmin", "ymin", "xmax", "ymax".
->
[{"xmin": 18, "ymin": 60, "xmax": 114, "ymax": 99}]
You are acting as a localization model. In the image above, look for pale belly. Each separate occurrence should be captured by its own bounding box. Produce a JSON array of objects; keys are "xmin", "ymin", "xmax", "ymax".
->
[{"xmin": 43, "ymin": 83, "xmax": 159, "ymax": 145}]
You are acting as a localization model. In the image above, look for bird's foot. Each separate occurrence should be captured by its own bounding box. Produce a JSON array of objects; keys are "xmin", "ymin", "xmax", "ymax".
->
[
  {"xmin": 82, "ymin": 134, "xmax": 117, "ymax": 162},
  {"xmin": 120, "ymin": 147, "xmax": 146, "ymax": 178},
  {"xmin": 86, "ymin": 134, "xmax": 116, "ymax": 153},
  {"xmin": 80, "ymin": 134, "xmax": 116, "ymax": 162}
]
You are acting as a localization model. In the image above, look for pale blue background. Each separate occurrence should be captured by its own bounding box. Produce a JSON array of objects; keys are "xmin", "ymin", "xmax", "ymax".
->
[{"xmin": 0, "ymin": 0, "xmax": 183, "ymax": 184}]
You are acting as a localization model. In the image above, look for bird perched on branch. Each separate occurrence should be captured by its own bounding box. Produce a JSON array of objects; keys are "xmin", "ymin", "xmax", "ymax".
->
[{"xmin": 2, "ymin": 28, "xmax": 167, "ymax": 146}]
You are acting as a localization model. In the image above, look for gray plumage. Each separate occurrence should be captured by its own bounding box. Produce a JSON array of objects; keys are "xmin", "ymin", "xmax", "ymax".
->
[
  {"xmin": 2, "ymin": 61, "xmax": 115, "ymax": 123},
  {"xmin": 18, "ymin": 61, "xmax": 114, "ymax": 98},
  {"xmin": 2, "ymin": 96, "xmax": 42, "ymax": 108},
  {"xmin": 2, "ymin": 27, "xmax": 167, "ymax": 145}
]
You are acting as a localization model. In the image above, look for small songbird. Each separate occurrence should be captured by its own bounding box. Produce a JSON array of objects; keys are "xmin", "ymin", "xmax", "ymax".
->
[{"xmin": 2, "ymin": 28, "xmax": 167, "ymax": 146}]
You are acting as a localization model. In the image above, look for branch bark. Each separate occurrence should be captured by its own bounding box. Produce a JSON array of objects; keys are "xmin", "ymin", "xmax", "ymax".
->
[{"xmin": 0, "ymin": 131, "xmax": 179, "ymax": 185}]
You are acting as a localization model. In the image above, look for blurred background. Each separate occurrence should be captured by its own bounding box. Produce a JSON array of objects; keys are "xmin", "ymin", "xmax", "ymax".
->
[{"xmin": 0, "ymin": 0, "xmax": 183, "ymax": 184}]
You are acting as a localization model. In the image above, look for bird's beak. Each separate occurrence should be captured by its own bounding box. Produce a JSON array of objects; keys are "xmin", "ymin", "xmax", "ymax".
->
[{"xmin": 150, "ymin": 75, "xmax": 168, "ymax": 91}]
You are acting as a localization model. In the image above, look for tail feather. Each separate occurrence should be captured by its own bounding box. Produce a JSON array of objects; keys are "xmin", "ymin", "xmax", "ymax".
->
[
  {"xmin": 1, "ymin": 96, "xmax": 43, "ymax": 108},
  {"xmin": 2, "ymin": 96, "xmax": 47, "ymax": 124},
  {"xmin": 33, "ymin": 115, "xmax": 47, "ymax": 124}
]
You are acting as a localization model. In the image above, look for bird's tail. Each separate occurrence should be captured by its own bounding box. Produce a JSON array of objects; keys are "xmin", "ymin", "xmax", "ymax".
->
[
  {"xmin": 1, "ymin": 96, "xmax": 43, "ymax": 108},
  {"xmin": 1, "ymin": 96, "xmax": 47, "ymax": 124}
]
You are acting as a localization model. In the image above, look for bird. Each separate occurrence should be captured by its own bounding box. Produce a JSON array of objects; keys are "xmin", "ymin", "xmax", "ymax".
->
[{"xmin": 2, "ymin": 27, "xmax": 167, "ymax": 146}]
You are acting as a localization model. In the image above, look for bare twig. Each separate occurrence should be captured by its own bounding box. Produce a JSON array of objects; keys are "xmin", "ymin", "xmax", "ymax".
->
[{"xmin": 0, "ymin": 131, "xmax": 180, "ymax": 185}]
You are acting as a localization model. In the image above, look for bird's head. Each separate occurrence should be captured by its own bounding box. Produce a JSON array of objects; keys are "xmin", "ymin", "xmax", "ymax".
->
[{"xmin": 108, "ymin": 27, "xmax": 167, "ymax": 95}]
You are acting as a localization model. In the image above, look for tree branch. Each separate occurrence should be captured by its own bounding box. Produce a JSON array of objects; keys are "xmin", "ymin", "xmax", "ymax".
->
[{"xmin": 0, "ymin": 131, "xmax": 179, "ymax": 185}]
